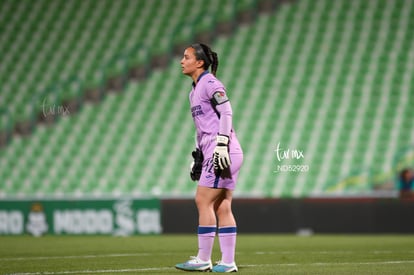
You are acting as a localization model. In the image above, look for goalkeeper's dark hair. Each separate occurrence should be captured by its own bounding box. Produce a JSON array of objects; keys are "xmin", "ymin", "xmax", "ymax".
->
[{"xmin": 191, "ymin": 43, "xmax": 218, "ymax": 76}]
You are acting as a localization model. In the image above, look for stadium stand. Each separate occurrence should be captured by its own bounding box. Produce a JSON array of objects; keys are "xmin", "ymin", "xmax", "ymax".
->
[
  {"xmin": 0, "ymin": 0, "xmax": 413, "ymax": 198},
  {"xmin": 0, "ymin": 0, "xmax": 257, "ymax": 134}
]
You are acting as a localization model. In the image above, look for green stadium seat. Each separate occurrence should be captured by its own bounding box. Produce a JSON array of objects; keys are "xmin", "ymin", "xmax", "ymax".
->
[{"xmin": 0, "ymin": 0, "xmax": 413, "ymax": 198}]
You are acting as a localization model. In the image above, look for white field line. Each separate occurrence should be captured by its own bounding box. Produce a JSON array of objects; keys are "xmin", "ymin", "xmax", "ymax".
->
[
  {"xmin": 7, "ymin": 267, "xmax": 172, "ymax": 275},
  {"xmin": 241, "ymin": 260, "xmax": 414, "ymax": 268},
  {"xmin": 0, "ymin": 253, "xmax": 176, "ymax": 262},
  {"xmin": 6, "ymin": 260, "xmax": 414, "ymax": 275},
  {"xmin": 253, "ymin": 250, "xmax": 414, "ymax": 255},
  {"xmin": 3, "ymin": 250, "xmax": 414, "ymax": 262}
]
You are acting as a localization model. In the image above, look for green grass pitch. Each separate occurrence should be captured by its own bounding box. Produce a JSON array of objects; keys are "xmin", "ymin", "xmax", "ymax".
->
[{"xmin": 1, "ymin": 234, "xmax": 414, "ymax": 274}]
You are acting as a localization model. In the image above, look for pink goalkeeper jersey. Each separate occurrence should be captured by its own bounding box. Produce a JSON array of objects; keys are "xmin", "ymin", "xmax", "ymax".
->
[{"xmin": 189, "ymin": 71, "xmax": 242, "ymax": 157}]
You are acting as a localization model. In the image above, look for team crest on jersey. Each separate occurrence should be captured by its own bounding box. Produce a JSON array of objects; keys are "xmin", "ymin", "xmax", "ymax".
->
[{"xmin": 213, "ymin": 91, "xmax": 228, "ymax": 105}]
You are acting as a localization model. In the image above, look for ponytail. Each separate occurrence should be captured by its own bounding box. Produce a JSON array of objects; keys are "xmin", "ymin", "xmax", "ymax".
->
[
  {"xmin": 191, "ymin": 43, "xmax": 219, "ymax": 76},
  {"xmin": 210, "ymin": 51, "xmax": 218, "ymax": 76}
]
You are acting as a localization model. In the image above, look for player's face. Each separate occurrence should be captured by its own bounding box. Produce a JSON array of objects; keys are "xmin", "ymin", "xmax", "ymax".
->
[{"xmin": 181, "ymin": 47, "xmax": 203, "ymax": 76}]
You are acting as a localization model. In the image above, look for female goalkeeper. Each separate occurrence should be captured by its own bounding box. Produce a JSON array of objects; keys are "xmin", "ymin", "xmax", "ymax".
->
[{"xmin": 175, "ymin": 43, "xmax": 243, "ymax": 273}]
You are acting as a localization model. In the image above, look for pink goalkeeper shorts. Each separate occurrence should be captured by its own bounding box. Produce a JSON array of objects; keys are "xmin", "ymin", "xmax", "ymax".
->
[{"xmin": 198, "ymin": 153, "xmax": 243, "ymax": 190}]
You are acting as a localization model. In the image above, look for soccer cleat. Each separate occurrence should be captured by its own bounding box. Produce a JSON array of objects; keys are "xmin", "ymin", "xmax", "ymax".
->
[
  {"xmin": 175, "ymin": 256, "xmax": 212, "ymax": 272},
  {"xmin": 212, "ymin": 261, "xmax": 238, "ymax": 273}
]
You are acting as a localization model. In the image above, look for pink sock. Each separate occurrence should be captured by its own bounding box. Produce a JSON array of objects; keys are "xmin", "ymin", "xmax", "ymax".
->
[
  {"xmin": 218, "ymin": 226, "xmax": 237, "ymax": 264},
  {"xmin": 197, "ymin": 226, "xmax": 216, "ymax": 261}
]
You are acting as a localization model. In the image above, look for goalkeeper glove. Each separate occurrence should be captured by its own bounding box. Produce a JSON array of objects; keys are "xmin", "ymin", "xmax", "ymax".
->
[
  {"xmin": 190, "ymin": 148, "xmax": 204, "ymax": 181},
  {"xmin": 213, "ymin": 135, "xmax": 231, "ymax": 171}
]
